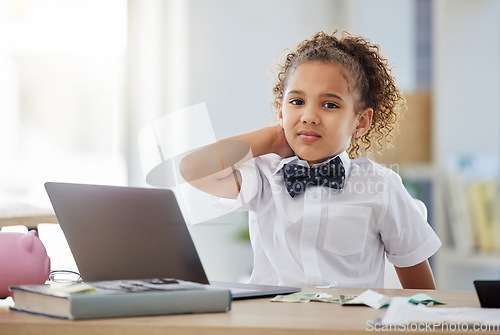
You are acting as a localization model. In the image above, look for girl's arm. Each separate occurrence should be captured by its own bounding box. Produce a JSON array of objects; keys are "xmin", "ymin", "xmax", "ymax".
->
[
  {"xmin": 179, "ymin": 125, "xmax": 293, "ymax": 199},
  {"xmin": 395, "ymin": 260, "xmax": 436, "ymax": 289}
]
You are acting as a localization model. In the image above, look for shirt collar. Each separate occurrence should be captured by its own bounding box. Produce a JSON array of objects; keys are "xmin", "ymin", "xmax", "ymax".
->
[{"xmin": 273, "ymin": 151, "xmax": 352, "ymax": 179}]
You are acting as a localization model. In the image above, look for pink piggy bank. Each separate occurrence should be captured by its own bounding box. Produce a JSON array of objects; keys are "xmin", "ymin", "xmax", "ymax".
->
[{"xmin": 0, "ymin": 230, "xmax": 50, "ymax": 298}]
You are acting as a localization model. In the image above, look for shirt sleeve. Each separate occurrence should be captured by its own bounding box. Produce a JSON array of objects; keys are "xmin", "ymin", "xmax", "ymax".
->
[
  {"xmin": 211, "ymin": 158, "xmax": 262, "ymax": 212},
  {"xmin": 379, "ymin": 171, "xmax": 442, "ymax": 268}
]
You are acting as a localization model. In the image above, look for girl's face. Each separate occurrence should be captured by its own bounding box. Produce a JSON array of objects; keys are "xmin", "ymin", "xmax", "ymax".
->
[{"xmin": 278, "ymin": 61, "xmax": 372, "ymax": 165}]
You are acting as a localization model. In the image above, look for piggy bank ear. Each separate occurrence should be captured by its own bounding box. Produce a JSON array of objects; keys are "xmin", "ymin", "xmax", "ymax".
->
[{"xmin": 20, "ymin": 233, "xmax": 36, "ymax": 253}]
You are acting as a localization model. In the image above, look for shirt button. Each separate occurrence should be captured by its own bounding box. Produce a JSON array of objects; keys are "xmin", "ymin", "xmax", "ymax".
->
[
  {"xmin": 306, "ymin": 232, "xmax": 313, "ymax": 239},
  {"xmin": 310, "ymin": 192, "xmax": 318, "ymax": 200}
]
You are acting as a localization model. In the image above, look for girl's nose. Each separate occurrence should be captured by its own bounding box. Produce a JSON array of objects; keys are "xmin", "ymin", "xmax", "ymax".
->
[{"xmin": 300, "ymin": 106, "xmax": 320, "ymax": 125}]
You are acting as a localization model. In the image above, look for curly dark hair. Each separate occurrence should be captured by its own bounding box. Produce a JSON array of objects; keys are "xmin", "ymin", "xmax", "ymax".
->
[{"xmin": 272, "ymin": 31, "xmax": 404, "ymax": 158}]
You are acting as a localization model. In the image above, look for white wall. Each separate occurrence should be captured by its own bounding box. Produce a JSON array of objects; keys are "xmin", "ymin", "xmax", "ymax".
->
[
  {"xmin": 342, "ymin": 0, "xmax": 417, "ymax": 92},
  {"xmin": 186, "ymin": 0, "xmax": 342, "ymax": 139},
  {"xmin": 433, "ymin": 0, "xmax": 500, "ymax": 163},
  {"xmin": 432, "ymin": 0, "xmax": 500, "ymax": 290}
]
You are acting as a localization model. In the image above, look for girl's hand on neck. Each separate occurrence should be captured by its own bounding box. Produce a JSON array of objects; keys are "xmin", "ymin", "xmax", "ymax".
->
[{"xmin": 272, "ymin": 125, "xmax": 295, "ymax": 158}]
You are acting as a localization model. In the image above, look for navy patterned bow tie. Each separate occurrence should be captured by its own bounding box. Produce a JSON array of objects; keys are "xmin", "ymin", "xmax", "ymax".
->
[{"xmin": 283, "ymin": 156, "xmax": 345, "ymax": 198}]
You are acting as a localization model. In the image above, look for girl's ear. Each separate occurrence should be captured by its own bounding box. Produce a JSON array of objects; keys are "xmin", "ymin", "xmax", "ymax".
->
[
  {"xmin": 354, "ymin": 107, "xmax": 373, "ymax": 137},
  {"xmin": 277, "ymin": 104, "xmax": 284, "ymax": 128}
]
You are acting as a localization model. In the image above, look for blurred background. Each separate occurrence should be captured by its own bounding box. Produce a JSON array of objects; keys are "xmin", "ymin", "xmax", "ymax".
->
[{"xmin": 0, "ymin": 0, "xmax": 499, "ymax": 290}]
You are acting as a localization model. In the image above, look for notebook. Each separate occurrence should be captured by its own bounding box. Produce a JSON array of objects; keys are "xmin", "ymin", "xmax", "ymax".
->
[
  {"xmin": 474, "ymin": 280, "xmax": 500, "ymax": 308},
  {"xmin": 44, "ymin": 182, "xmax": 300, "ymax": 299}
]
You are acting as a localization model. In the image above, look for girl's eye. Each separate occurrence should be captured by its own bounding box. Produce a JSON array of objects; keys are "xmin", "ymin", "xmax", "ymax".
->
[
  {"xmin": 290, "ymin": 99, "xmax": 304, "ymax": 106},
  {"xmin": 323, "ymin": 102, "xmax": 339, "ymax": 109}
]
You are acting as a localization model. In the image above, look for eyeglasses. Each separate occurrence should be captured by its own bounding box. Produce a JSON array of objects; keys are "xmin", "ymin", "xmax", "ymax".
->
[{"xmin": 49, "ymin": 270, "xmax": 82, "ymax": 283}]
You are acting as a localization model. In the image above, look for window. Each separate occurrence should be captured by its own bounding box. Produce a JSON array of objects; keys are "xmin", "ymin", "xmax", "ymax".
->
[{"xmin": 0, "ymin": 0, "xmax": 127, "ymax": 206}]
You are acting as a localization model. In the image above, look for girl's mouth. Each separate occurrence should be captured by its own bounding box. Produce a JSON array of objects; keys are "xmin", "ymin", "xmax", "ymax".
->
[{"xmin": 298, "ymin": 130, "xmax": 321, "ymax": 142}]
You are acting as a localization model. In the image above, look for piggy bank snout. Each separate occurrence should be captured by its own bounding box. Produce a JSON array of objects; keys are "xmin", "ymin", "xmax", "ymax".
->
[{"xmin": 0, "ymin": 231, "xmax": 51, "ymax": 299}]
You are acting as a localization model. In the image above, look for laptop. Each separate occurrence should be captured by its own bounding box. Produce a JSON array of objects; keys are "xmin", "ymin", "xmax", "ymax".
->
[
  {"xmin": 474, "ymin": 280, "xmax": 500, "ymax": 308},
  {"xmin": 44, "ymin": 182, "xmax": 300, "ymax": 299}
]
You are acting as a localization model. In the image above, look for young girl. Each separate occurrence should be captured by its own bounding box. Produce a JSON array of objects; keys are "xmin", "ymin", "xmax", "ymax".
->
[{"xmin": 180, "ymin": 31, "xmax": 441, "ymax": 289}]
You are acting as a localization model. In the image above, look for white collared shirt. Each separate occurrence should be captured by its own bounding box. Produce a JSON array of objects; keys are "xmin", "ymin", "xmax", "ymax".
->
[{"xmin": 216, "ymin": 152, "xmax": 441, "ymax": 288}]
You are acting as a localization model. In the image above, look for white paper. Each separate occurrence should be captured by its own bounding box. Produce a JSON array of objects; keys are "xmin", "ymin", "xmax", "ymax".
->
[
  {"xmin": 317, "ymin": 293, "xmax": 334, "ymax": 299},
  {"xmin": 348, "ymin": 289, "xmax": 392, "ymax": 309},
  {"xmin": 379, "ymin": 299, "xmax": 500, "ymax": 326}
]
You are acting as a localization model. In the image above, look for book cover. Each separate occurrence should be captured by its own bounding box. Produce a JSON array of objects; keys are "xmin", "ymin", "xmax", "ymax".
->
[
  {"xmin": 482, "ymin": 182, "xmax": 500, "ymax": 252},
  {"xmin": 444, "ymin": 174, "xmax": 476, "ymax": 253},
  {"xmin": 468, "ymin": 183, "xmax": 494, "ymax": 252},
  {"xmin": 10, "ymin": 278, "xmax": 231, "ymax": 320}
]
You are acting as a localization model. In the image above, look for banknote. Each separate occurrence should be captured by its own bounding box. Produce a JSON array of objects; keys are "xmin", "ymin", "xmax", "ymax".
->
[
  {"xmin": 271, "ymin": 292, "xmax": 358, "ymax": 304},
  {"xmin": 339, "ymin": 294, "xmax": 362, "ymax": 305},
  {"xmin": 271, "ymin": 293, "xmax": 318, "ymax": 303},
  {"xmin": 312, "ymin": 293, "xmax": 341, "ymax": 303}
]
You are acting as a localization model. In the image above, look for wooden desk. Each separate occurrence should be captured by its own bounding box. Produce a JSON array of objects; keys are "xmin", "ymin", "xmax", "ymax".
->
[{"xmin": 0, "ymin": 287, "xmax": 493, "ymax": 335}]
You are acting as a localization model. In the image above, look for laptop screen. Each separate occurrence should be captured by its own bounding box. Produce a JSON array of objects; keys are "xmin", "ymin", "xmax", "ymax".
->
[{"xmin": 45, "ymin": 182, "xmax": 210, "ymax": 284}]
